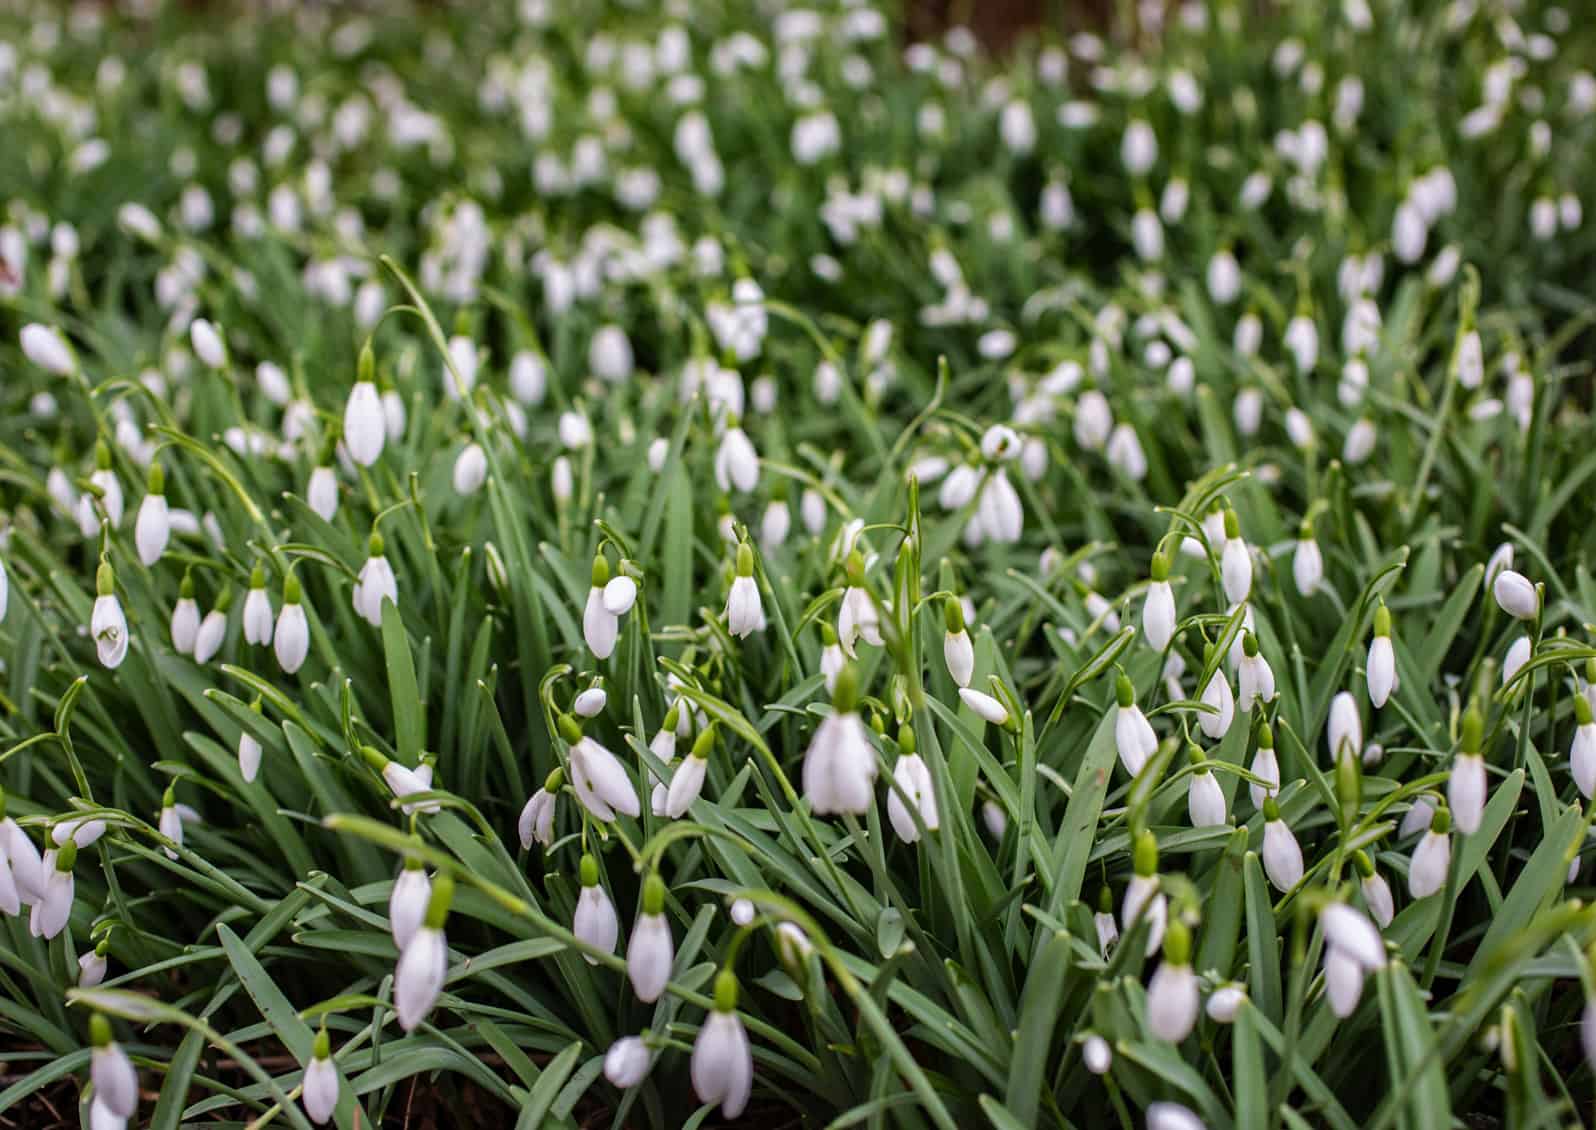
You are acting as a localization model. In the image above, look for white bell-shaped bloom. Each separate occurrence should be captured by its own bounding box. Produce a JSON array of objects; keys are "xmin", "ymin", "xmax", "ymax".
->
[
  {"xmin": 31, "ymin": 846, "xmax": 75, "ymax": 939},
  {"xmin": 78, "ymin": 947, "xmax": 107, "ymax": 987},
  {"xmin": 1367, "ymin": 605, "xmax": 1397, "ymax": 708},
  {"xmin": 1114, "ymin": 677, "xmax": 1157, "ymax": 777},
  {"xmin": 242, "ymin": 569, "xmax": 274, "ymax": 647},
  {"xmin": 343, "ymin": 380, "xmax": 385, "ymax": 466},
  {"xmin": 1220, "ymin": 513, "xmax": 1252, "ymax": 605},
  {"xmin": 692, "ymin": 976, "xmax": 753, "ymax": 1119},
  {"xmin": 1147, "ymin": 921, "xmax": 1198, "ymax": 1042},
  {"xmin": 724, "ymin": 549, "xmax": 765, "ymax": 639},
  {"xmin": 604, "ymin": 1036, "xmax": 651, "ymax": 1088},
  {"xmin": 1198, "ymin": 668, "xmax": 1234, "ymax": 741},
  {"xmin": 1261, "ymin": 802, "xmax": 1304, "ymax": 892},
  {"xmin": 603, "ymin": 576, "xmax": 638, "ymax": 616},
  {"xmin": 1206, "ymin": 984, "xmax": 1247, "ymax": 1023},
  {"xmin": 389, "ymin": 863, "xmax": 431, "ymax": 951},
  {"xmin": 1324, "ymin": 946, "xmax": 1365, "ymax": 1018},
  {"xmin": 715, "ymin": 426, "xmax": 760, "ymax": 494},
  {"xmin": 302, "ymin": 1038, "xmax": 339, "ymax": 1124},
  {"xmin": 584, "ymin": 558, "xmax": 621, "ymax": 659},
  {"xmin": 1571, "ymin": 696, "xmax": 1596, "ymax": 798},
  {"xmin": 837, "ymin": 584, "xmax": 882, "ymax": 657},
  {"xmin": 308, "ymin": 466, "xmax": 339, "ymax": 522},
  {"xmin": 573, "ymin": 865, "xmax": 619, "ymax": 965},
  {"xmin": 1143, "ymin": 575, "xmax": 1177, "ymax": 653},
  {"xmin": 275, "ymin": 580, "xmax": 309, "ymax": 674},
  {"xmin": 1409, "ymin": 814, "xmax": 1452, "ymax": 898},
  {"xmin": 21, "ymin": 323, "xmax": 78, "ymax": 375},
  {"xmin": 803, "ymin": 667, "xmax": 877, "ymax": 816},
  {"xmin": 1492, "ymin": 570, "xmax": 1539, "ymax": 620},
  {"xmin": 518, "ymin": 782, "xmax": 557, "ymax": 849},
  {"xmin": 1236, "ymin": 634, "xmax": 1276, "ymax": 712},
  {"xmin": 134, "ymin": 482, "xmax": 169, "ymax": 566},
  {"xmin": 238, "ymin": 728, "xmax": 262, "ymax": 783},
  {"xmin": 1147, "ymin": 1102, "xmax": 1205, "ymax": 1130},
  {"xmin": 665, "ymin": 732, "xmax": 711, "ymax": 818},
  {"xmin": 395, "ymin": 919, "xmax": 448, "ymax": 1032},
  {"xmin": 1328, "ymin": 692, "xmax": 1362, "ymax": 763},
  {"xmin": 90, "ymin": 1016, "xmax": 139, "ymax": 1119},
  {"xmin": 567, "ymin": 729, "xmax": 641, "ymax": 823},
  {"xmin": 1083, "ymin": 1033, "xmax": 1112, "ymax": 1074},
  {"xmin": 452, "ymin": 443, "xmax": 487, "ymax": 495},
  {"xmin": 1188, "ymin": 765, "xmax": 1227, "ymax": 827},
  {"xmin": 1249, "ymin": 729, "xmax": 1280, "ymax": 811},
  {"xmin": 887, "ymin": 752, "xmax": 939, "ymax": 842},
  {"xmin": 1448, "ymin": 751, "xmax": 1487, "ymax": 835},
  {"xmin": 627, "ymin": 877, "xmax": 674, "ymax": 1002},
  {"xmin": 573, "ymin": 687, "xmax": 607, "ymax": 718}
]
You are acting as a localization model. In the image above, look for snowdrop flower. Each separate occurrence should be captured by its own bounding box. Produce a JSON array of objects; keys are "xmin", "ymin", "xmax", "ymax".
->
[
  {"xmin": 715, "ymin": 424, "xmax": 760, "ymax": 493},
  {"xmin": 837, "ymin": 558, "xmax": 883, "ymax": 658},
  {"xmin": 193, "ymin": 587, "xmax": 231, "ymax": 665},
  {"xmin": 1492, "ymin": 569, "xmax": 1539, "ymax": 621},
  {"xmin": 452, "ymin": 443, "xmax": 486, "ymax": 495},
  {"xmin": 803, "ymin": 664, "xmax": 877, "ymax": 816},
  {"xmin": 1456, "ymin": 329, "xmax": 1484, "ymax": 388},
  {"xmin": 395, "ymin": 876, "xmax": 451, "ymax": 1032},
  {"xmin": 0, "ymin": 806, "xmax": 41, "ymax": 909},
  {"xmin": 960, "ymin": 686, "xmax": 1011, "ymax": 729},
  {"xmin": 1502, "ymin": 635, "xmax": 1532, "ymax": 687},
  {"xmin": 90, "ymin": 1014, "xmax": 138, "ymax": 1120},
  {"xmin": 1187, "ymin": 747, "xmax": 1228, "ymax": 828},
  {"xmin": 887, "ymin": 730, "xmax": 938, "ymax": 843},
  {"xmin": 1142, "ymin": 553, "xmax": 1177, "ymax": 652},
  {"xmin": 518, "ymin": 768, "xmax": 561, "ymax": 849},
  {"xmin": 1328, "ymin": 691, "xmax": 1362, "ymax": 764},
  {"xmin": 361, "ymin": 748, "xmax": 439, "ymax": 815},
  {"xmin": 590, "ymin": 325, "xmax": 634, "ymax": 383},
  {"xmin": 1448, "ymin": 708, "xmax": 1487, "ymax": 835},
  {"xmin": 564, "ymin": 718, "xmax": 641, "ymax": 823},
  {"xmin": 307, "ymin": 466, "xmax": 338, "ymax": 522},
  {"xmin": 1354, "ymin": 851, "xmax": 1396, "ymax": 928},
  {"xmin": 1208, "ymin": 248, "xmax": 1242, "ymax": 305},
  {"xmin": 20, "ymin": 323, "xmax": 78, "ymax": 376},
  {"xmin": 241, "ymin": 564, "xmax": 274, "ymax": 646},
  {"xmin": 1293, "ymin": 523, "xmax": 1323, "ymax": 597},
  {"xmin": 1571, "ymin": 695, "xmax": 1596, "ymax": 799},
  {"xmin": 760, "ymin": 497, "xmax": 790, "ymax": 552},
  {"xmin": 1114, "ymin": 675, "xmax": 1158, "ymax": 777},
  {"xmin": 572, "ymin": 685, "xmax": 607, "ymax": 719},
  {"xmin": 31, "ymin": 840, "xmax": 75, "ymax": 939},
  {"xmin": 976, "ymin": 467, "xmax": 1024, "ymax": 543},
  {"xmin": 666, "ymin": 726, "xmax": 714, "ymax": 818},
  {"xmin": 86, "ymin": 443, "xmax": 124, "ymax": 531},
  {"xmin": 1000, "ymin": 99, "xmax": 1036, "ymax": 154},
  {"xmin": 1366, "ymin": 604, "xmax": 1397, "ymax": 709},
  {"xmin": 1250, "ymin": 722, "xmax": 1280, "ymax": 810},
  {"xmin": 1484, "ymin": 543, "xmax": 1514, "ymax": 589},
  {"xmin": 1093, "ymin": 887, "xmax": 1119, "ymax": 955},
  {"xmin": 389, "ymin": 859, "xmax": 430, "ymax": 951},
  {"xmin": 982, "ymin": 800, "xmax": 1007, "ymax": 841},
  {"xmin": 692, "ymin": 971, "xmax": 753, "ymax": 1119},
  {"xmin": 190, "ymin": 319, "xmax": 226, "ymax": 369},
  {"xmin": 509, "ymin": 351, "xmax": 547, "ymax": 405},
  {"xmin": 724, "ymin": 544, "xmax": 765, "ymax": 638},
  {"xmin": 1261, "ymin": 798, "xmax": 1304, "ymax": 892},
  {"xmin": 1220, "ymin": 510, "xmax": 1252, "ymax": 605},
  {"xmin": 1122, "ymin": 118, "xmax": 1158, "ymax": 174},
  {"xmin": 584, "ymin": 556, "xmax": 620, "ymax": 659},
  {"xmin": 91, "ymin": 561, "xmax": 129, "ymax": 669},
  {"xmin": 1195, "ymin": 981, "xmax": 1245, "ymax": 1026},
  {"xmin": 1324, "ymin": 945, "xmax": 1366, "ymax": 1019},
  {"xmin": 604, "ymin": 1036, "xmax": 651, "ymax": 1088},
  {"xmin": 1233, "ymin": 384, "xmax": 1263, "ymax": 431},
  {"xmin": 603, "ymin": 575, "xmax": 638, "ymax": 617},
  {"xmin": 274, "ymin": 576, "xmax": 309, "ymax": 674},
  {"xmin": 158, "ymin": 787, "xmax": 182, "ymax": 859},
  {"xmin": 343, "ymin": 376, "xmax": 385, "ymax": 467},
  {"xmin": 1147, "ymin": 920, "xmax": 1199, "ymax": 1042},
  {"xmin": 134, "ymin": 463, "xmax": 169, "ymax": 566},
  {"xmin": 78, "ymin": 942, "xmax": 109, "ymax": 988},
  {"xmin": 1409, "ymin": 805, "xmax": 1452, "ymax": 898},
  {"xmin": 1284, "ymin": 313, "xmax": 1319, "ymax": 374},
  {"xmin": 1123, "ymin": 831, "xmax": 1167, "ymax": 956},
  {"xmin": 1083, "ymin": 1033, "xmax": 1112, "ymax": 1074},
  {"xmin": 819, "ymin": 624, "xmax": 845, "ymax": 693},
  {"xmin": 627, "ymin": 874, "xmax": 674, "ymax": 1002},
  {"xmin": 1198, "ymin": 657, "xmax": 1235, "ymax": 741},
  {"xmin": 1131, "ymin": 208, "xmax": 1164, "ymax": 261},
  {"xmin": 573, "ymin": 854, "xmax": 619, "ymax": 964},
  {"xmin": 302, "ymin": 1029, "xmax": 338, "ymax": 1124},
  {"xmin": 1236, "ymin": 633, "xmax": 1276, "ymax": 712},
  {"xmin": 1147, "ymin": 1102, "xmax": 1205, "ymax": 1130},
  {"xmin": 943, "ymin": 598, "xmax": 974, "ymax": 687}
]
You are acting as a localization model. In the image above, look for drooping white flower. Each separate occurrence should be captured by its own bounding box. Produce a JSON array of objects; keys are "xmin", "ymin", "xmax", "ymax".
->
[
  {"xmin": 1083, "ymin": 1033, "xmax": 1112, "ymax": 1074},
  {"xmin": 90, "ymin": 1015, "xmax": 139, "ymax": 1119},
  {"xmin": 714, "ymin": 425, "xmax": 760, "ymax": 494},
  {"xmin": 573, "ymin": 686, "xmax": 607, "ymax": 718},
  {"xmin": 452, "ymin": 443, "xmax": 487, "ymax": 495},
  {"xmin": 1261, "ymin": 799, "xmax": 1304, "ymax": 892},
  {"xmin": 395, "ymin": 878, "xmax": 452, "ymax": 1032},
  {"xmin": 240, "ymin": 564, "xmax": 274, "ymax": 647},
  {"xmin": 302, "ymin": 1030, "xmax": 339, "ymax": 1124},
  {"xmin": 1502, "ymin": 635, "xmax": 1532, "ymax": 686},
  {"xmin": 666, "ymin": 728, "xmax": 713, "ymax": 818},
  {"xmin": 1143, "ymin": 552, "xmax": 1177, "ymax": 652},
  {"xmin": 1147, "ymin": 1102, "xmax": 1205, "ymax": 1130},
  {"xmin": 1249, "ymin": 724, "xmax": 1281, "ymax": 811},
  {"xmin": 274, "ymin": 577, "xmax": 309, "ymax": 674},
  {"xmin": 820, "ymin": 627, "xmax": 845, "ymax": 694},
  {"xmin": 1198, "ymin": 664, "xmax": 1235, "ymax": 741},
  {"xmin": 1492, "ymin": 569, "xmax": 1539, "ymax": 620},
  {"xmin": 389, "ymin": 861, "xmax": 431, "ymax": 951},
  {"xmin": 887, "ymin": 750, "xmax": 939, "ymax": 843},
  {"xmin": 91, "ymin": 562, "xmax": 129, "ymax": 669},
  {"xmin": 1220, "ymin": 510, "xmax": 1252, "ymax": 605},
  {"xmin": 190, "ymin": 318, "xmax": 227, "ymax": 369},
  {"xmin": 134, "ymin": 464, "xmax": 170, "ymax": 566},
  {"xmin": 1357, "ymin": 859, "xmax": 1396, "ymax": 928},
  {"xmin": 724, "ymin": 545, "xmax": 765, "ymax": 638},
  {"xmin": 584, "ymin": 556, "xmax": 620, "ymax": 659},
  {"xmin": 1123, "ymin": 834, "xmax": 1167, "ymax": 956},
  {"xmin": 1324, "ymin": 946, "xmax": 1365, "ymax": 1018},
  {"xmin": 1328, "ymin": 692, "xmax": 1362, "ymax": 764},
  {"xmin": 1187, "ymin": 753, "xmax": 1227, "ymax": 828},
  {"xmin": 943, "ymin": 597, "xmax": 975, "ymax": 687},
  {"xmin": 566, "ymin": 724, "xmax": 641, "ymax": 823},
  {"xmin": 960, "ymin": 687, "xmax": 1010, "ymax": 727},
  {"xmin": 573, "ymin": 857, "xmax": 620, "ymax": 964},
  {"xmin": 837, "ymin": 581, "xmax": 882, "ymax": 657},
  {"xmin": 158, "ymin": 789, "xmax": 182, "ymax": 859},
  {"xmin": 760, "ymin": 499, "xmax": 790, "ymax": 551},
  {"xmin": 803, "ymin": 666, "xmax": 877, "ymax": 816},
  {"xmin": 627, "ymin": 875, "xmax": 674, "ymax": 1002},
  {"xmin": 30, "ymin": 842, "xmax": 75, "ymax": 939},
  {"xmin": 1571, "ymin": 695, "xmax": 1596, "ymax": 798},
  {"xmin": 1114, "ymin": 676, "xmax": 1158, "ymax": 777},
  {"xmin": 518, "ymin": 772, "xmax": 560, "ymax": 849},
  {"xmin": 239, "ymin": 725, "xmax": 263, "ymax": 783},
  {"xmin": 78, "ymin": 945, "xmax": 108, "ymax": 988},
  {"xmin": 1236, "ymin": 633, "xmax": 1277, "ymax": 713},
  {"xmin": 604, "ymin": 1036, "xmax": 651, "ymax": 1088},
  {"xmin": 692, "ymin": 972, "xmax": 753, "ymax": 1119},
  {"xmin": 343, "ymin": 379, "xmax": 385, "ymax": 466},
  {"xmin": 1, "ymin": 817, "xmax": 42, "ymax": 906},
  {"xmin": 589, "ymin": 324, "xmax": 634, "ymax": 383},
  {"xmin": 1146, "ymin": 921, "xmax": 1198, "ymax": 1042},
  {"xmin": 1409, "ymin": 808, "xmax": 1453, "ymax": 898},
  {"xmin": 1367, "ymin": 604, "xmax": 1397, "ymax": 708},
  {"xmin": 21, "ymin": 323, "xmax": 78, "ymax": 376}
]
